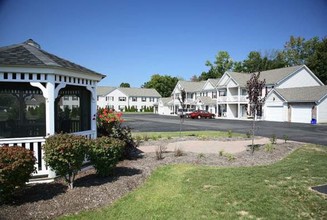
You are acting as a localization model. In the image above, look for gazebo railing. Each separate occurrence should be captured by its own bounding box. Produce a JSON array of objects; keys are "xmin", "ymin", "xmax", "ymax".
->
[
  {"xmin": 0, "ymin": 130, "xmax": 96, "ymax": 179},
  {"xmin": 0, "ymin": 136, "xmax": 48, "ymax": 176}
]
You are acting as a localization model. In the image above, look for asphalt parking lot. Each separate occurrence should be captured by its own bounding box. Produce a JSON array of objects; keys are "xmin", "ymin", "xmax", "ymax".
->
[{"xmin": 123, "ymin": 114, "xmax": 327, "ymax": 145}]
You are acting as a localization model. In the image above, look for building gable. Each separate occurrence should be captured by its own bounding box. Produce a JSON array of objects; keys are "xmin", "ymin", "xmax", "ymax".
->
[{"xmin": 277, "ymin": 66, "xmax": 324, "ymax": 88}]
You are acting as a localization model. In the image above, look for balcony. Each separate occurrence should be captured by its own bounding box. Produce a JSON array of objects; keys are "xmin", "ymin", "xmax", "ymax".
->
[{"xmin": 217, "ymin": 95, "xmax": 247, "ymax": 103}]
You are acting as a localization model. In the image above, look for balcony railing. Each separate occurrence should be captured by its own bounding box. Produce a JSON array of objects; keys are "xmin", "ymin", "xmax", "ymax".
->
[{"xmin": 217, "ymin": 95, "xmax": 247, "ymax": 103}]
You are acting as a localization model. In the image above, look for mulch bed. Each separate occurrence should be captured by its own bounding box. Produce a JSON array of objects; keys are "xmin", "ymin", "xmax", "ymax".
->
[{"xmin": 0, "ymin": 139, "xmax": 303, "ymax": 220}]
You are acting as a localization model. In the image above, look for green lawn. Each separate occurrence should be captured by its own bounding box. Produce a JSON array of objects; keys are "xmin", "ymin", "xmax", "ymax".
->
[
  {"xmin": 132, "ymin": 130, "xmax": 244, "ymax": 140},
  {"xmin": 61, "ymin": 145, "xmax": 327, "ymax": 219}
]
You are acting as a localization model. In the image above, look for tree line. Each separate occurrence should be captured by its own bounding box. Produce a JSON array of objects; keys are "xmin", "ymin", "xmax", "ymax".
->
[{"xmin": 126, "ymin": 36, "xmax": 327, "ymax": 97}]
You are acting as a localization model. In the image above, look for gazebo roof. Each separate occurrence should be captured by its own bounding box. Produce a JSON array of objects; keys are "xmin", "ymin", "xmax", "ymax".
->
[{"xmin": 0, "ymin": 39, "xmax": 105, "ymax": 78}]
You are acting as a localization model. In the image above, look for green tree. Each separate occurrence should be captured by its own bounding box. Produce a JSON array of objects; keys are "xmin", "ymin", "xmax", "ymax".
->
[
  {"xmin": 199, "ymin": 51, "xmax": 233, "ymax": 80},
  {"xmin": 243, "ymin": 51, "xmax": 264, "ymax": 73},
  {"xmin": 142, "ymin": 74, "xmax": 179, "ymax": 97},
  {"xmin": 120, "ymin": 82, "xmax": 130, "ymax": 88},
  {"xmin": 306, "ymin": 37, "xmax": 327, "ymax": 84}
]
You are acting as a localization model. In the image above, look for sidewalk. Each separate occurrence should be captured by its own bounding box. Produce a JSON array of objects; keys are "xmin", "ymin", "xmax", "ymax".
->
[{"xmin": 139, "ymin": 137, "xmax": 274, "ymax": 154}]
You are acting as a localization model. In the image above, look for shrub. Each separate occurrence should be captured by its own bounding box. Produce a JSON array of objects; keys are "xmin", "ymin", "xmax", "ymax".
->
[
  {"xmin": 174, "ymin": 147, "xmax": 184, "ymax": 157},
  {"xmin": 88, "ymin": 137, "xmax": 125, "ymax": 177},
  {"xmin": 227, "ymin": 130, "xmax": 233, "ymax": 138},
  {"xmin": 264, "ymin": 143, "xmax": 275, "ymax": 153},
  {"xmin": 155, "ymin": 145, "xmax": 166, "ymax": 160},
  {"xmin": 218, "ymin": 150, "xmax": 236, "ymax": 161},
  {"xmin": 0, "ymin": 146, "xmax": 36, "ymax": 203},
  {"xmin": 224, "ymin": 152, "xmax": 236, "ymax": 161},
  {"xmin": 246, "ymin": 131, "xmax": 251, "ymax": 138},
  {"xmin": 143, "ymin": 134, "xmax": 149, "ymax": 141},
  {"xmin": 270, "ymin": 134, "xmax": 277, "ymax": 144},
  {"xmin": 197, "ymin": 153, "xmax": 205, "ymax": 159},
  {"xmin": 97, "ymin": 108, "xmax": 124, "ymax": 137},
  {"xmin": 97, "ymin": 108, "xmax": 136, "ymax": 159},
  {"xmin": 43, "ymin": 133, "xmax": 88, "ymax": 189},
  {"xmin": 283, "ymin": 135, "xmax": 289, "ymax": 143}
]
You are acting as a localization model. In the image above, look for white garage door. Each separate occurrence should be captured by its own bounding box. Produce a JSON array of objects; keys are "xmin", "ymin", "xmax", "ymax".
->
[
  {"xmin": 265, "ymin": 106, "xmax": 285, "ymax": 122},
  {"xmin": 291, "ymin": 104, "xmax": 312, "ymax": 123}
]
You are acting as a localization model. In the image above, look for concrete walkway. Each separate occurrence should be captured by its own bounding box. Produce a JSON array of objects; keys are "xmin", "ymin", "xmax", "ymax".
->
[{"xmin": 139, "ymin": 137, "xmax": 274, "ymax": 154}]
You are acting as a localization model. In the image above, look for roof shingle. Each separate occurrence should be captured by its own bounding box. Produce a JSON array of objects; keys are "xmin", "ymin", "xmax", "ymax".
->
[
  {"xmin": 276, "ymin": 85, "xmax": 327, "ymax": 103},
  {"xmin": 0, "ymin": 39, "xmax": 105, "ymax": 78}
]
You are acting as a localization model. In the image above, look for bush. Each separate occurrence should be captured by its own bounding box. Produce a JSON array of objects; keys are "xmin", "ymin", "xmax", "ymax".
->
[
  {"xmin": 0, "ymin": 146, "xmax": 36, "ymax": 203},
  {"xmin": 97, "ymin": 108, "xmax": 136, "ymax": 159},
  {"xmin": 43, "ymin": 133, "xmax": 88, "ymax": 189},
  {"xmin": 264, "ymin": 143, "xmax": 275, "ymax": 153},
  {"xmin": 270, "ymin": 134, "xmax": 277, "ymax": 144},
  {"xmin": 97, "ymin": 108, "xmax": 124, "ymax": 137},
  {"xmin": 174, "ymin": 147, "xmax": 184, "ymax": 157},
  {"xmin": 227, "ymin": 130, "xmax": 233, "ymax": 138},
  {"xmin": 88, "ymin": 137, "xmax": 125, "ymax": 177},
  {"xmin": 155, "ymin": 145, "xmax": 166, "ymax": 160}
]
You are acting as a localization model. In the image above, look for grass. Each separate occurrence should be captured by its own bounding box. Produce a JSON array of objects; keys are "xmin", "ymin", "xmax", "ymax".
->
[
  {"xmin": 60, "ymin": 145, "xmax": 327, "ymax": 220},
  {"xmin": 132, "ymin": 130, "xmax": 245, "ymax": 140}
]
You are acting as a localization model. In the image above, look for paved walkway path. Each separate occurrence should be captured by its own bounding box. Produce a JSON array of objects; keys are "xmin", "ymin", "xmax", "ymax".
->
[{"xmin": 139, "ymin": 137, "xmax": 276, "ymax": 154}]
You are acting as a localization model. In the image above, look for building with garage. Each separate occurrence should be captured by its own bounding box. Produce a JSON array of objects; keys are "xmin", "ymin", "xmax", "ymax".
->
[
  {"xmin": 158, "ymin": 65, "xmax": 326, "ymax": 124},
  {"xmin": 265, "ymin": 85, "xmax": 327, "ymax": 123}
]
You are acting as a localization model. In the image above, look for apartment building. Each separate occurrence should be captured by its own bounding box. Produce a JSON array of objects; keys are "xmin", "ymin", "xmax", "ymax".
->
[
  {"xmin": 159, "ymin": 65, "xmax": 327, "ymax": 124},
  {"xmin": 97, "ymin": 86, "xmax": 161, "ymax": 112}
]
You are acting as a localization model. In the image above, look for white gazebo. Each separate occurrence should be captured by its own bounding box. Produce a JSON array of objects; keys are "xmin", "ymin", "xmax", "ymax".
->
[{"xmin": 0, "ymin": 39, "xmax": 105, "ymax": 181}]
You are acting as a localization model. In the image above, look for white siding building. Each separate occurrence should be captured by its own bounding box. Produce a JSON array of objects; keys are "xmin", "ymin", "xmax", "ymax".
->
[
  {"xmin": 158, "ymin": 65, "xmax": 327, "ymax": 124},
  {"xmin": 96, "ymin": 87, "xmax": 161, "ymax": 112}
]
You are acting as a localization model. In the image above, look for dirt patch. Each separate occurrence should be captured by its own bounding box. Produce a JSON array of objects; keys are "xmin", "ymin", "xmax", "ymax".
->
[{"xmin": 0, "ymin": 138, "xmax": 303, "ymax": 220}]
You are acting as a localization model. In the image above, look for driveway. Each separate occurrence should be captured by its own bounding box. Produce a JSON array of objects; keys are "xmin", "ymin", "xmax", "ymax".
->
[{"xmin": 123, "ymin": 114, "xmax": 327, "ymax": 145}]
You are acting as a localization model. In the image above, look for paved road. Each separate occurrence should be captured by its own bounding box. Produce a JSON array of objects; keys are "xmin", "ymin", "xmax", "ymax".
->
[{"xmin": 123, "ymin": 114, "xmax": 327, "ymax": 145}]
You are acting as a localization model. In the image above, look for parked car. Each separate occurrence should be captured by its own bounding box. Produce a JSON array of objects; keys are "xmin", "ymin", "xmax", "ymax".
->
[
  {"xmin": 187, "ymin": 110, "xmax": 215, "ymax": 119},
  {"xmin": 177, "ymin": 108, "xmax": 195, "ymax": 118}
]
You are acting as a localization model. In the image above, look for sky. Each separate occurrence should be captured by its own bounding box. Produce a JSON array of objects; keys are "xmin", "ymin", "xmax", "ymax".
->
[{"xmin": 0, "ymin": 0, "xmax": 326, "ymax": 87}]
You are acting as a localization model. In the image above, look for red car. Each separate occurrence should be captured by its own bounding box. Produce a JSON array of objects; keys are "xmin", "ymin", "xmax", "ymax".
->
[{"xmin": 188, "ymin": 110, "xmax": 215, "ymax": 119}]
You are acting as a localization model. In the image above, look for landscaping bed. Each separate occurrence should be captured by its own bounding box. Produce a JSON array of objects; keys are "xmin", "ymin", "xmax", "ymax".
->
[{"xmin": 0, "ymin": 138, "xmax": 303, "ymax": 220}]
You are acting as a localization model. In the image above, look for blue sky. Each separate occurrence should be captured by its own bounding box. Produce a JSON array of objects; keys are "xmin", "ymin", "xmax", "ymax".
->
[{"xmin": 0, "ymin": 0, "xmax": 326, "ymax": 87}]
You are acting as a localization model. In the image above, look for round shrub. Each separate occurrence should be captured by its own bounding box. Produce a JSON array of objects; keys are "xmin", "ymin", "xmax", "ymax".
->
[
  {"xmin": 88, "ymin": 137, "xmax": 125, "ymax": 177},
  {"xmin": 0, "ymin": 146, "xmax": 36, "ymax": 203},
  {"xmin": 43, "ymin": 133, "xmax": 88, "ymax": 189}
]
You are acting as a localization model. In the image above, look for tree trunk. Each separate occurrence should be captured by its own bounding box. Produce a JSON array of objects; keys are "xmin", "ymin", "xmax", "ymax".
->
[{"xmin": 251, "ymin": 112, "xmax": 255, "ymax": 155}]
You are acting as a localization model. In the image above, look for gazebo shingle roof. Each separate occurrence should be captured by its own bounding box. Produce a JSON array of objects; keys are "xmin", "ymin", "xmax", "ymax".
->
[{"xmin": 0, "ymin": 39, "xmax": 105, "ymax": 78}]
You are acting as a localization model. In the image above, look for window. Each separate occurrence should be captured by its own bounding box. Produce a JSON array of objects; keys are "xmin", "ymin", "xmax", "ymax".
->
[
  {"xmin": 64, "ymin": 96, "xmax": 69, "ymax": 100},
  {"xmin": 132, "ymin": 97, "xmax": 137, "ymax": 102},
  {"xmin": 72, "ymin": 96, "xmax": 78, "ymax": 101},
  {"xmin": 212, "ymin": 92, "xmax": 217, "ymax": 98},
  {"xmin": 108, "ymin": 96, "xmax": 114, "ymax": 101},
  {"xmin": 0, "ymin": 82, "xmax": 46, "ymax": 138},
  {"xmin": 56, "ymin": 86, "xmax": 91, "ymax": 133},
  {"xmin": 149, "ymin": 97, "xmax": 155, "ymax": 102},
  {"xmin": 119, "ymin": 97, "xmax": 126, "ymax": 101},
  {"xmin": 142, "ymin": 97, "xmax": 147, "ymax": 102}
]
